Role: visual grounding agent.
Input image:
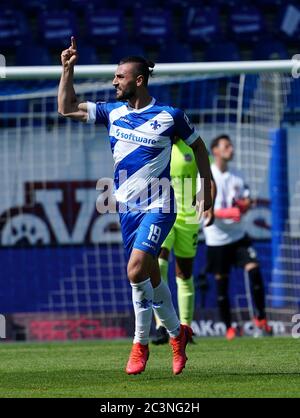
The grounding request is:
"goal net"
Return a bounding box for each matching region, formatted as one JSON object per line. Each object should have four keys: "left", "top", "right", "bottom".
{"left": 0, "top": 63, "right": 299, "bottom": 340}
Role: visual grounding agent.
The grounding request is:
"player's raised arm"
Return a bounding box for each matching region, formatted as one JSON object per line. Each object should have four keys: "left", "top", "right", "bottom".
{"left": 58, "top": 36, "right": 88, "bottom": 122}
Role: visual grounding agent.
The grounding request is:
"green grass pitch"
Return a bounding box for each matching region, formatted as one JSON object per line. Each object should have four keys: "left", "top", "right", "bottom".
{"left": 0, "top": 337, "right": 299, "bottom": 398}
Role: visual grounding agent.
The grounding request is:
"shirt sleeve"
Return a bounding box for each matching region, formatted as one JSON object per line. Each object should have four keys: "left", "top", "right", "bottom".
{"left": 173, "top": 108, "right": 199, "bottom": 146}
{"left": 86, "top": 101, "right": 109, "bottom": 125}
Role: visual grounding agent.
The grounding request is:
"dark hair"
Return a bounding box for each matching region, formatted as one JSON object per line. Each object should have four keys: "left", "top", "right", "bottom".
{"left": 210, "top": 134, "right": 231, "bottom": 151}
{"left": 118, "top": 56, "right": 155, "bottom": 86}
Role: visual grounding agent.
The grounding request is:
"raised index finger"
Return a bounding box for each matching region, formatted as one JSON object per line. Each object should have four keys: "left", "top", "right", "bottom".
{"left": 71, "top": 36, "right": 77, "bottom": 50}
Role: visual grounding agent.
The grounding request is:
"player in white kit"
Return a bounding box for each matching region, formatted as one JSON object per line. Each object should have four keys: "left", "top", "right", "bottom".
{"left": 203, "top": 134, "right": 272, "bottom": 340}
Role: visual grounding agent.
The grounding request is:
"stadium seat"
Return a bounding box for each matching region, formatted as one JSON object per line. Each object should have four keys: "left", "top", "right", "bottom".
{"left": 183, "top": 7, "right": 221, "bottom": 44}
{"left": 277, "top": 3, "right": 300, "bottom": 40}
{"left": 286, "top": 78, "right": 300, "bottom": 110}
{"left": 213, "top": 0, "right": 244, "bottom": 7}
{"left": 229, "top": 5, "right": 264, "bottom": 42}
{"left": 241, "top": 74, "right": 259, "bottom": 110}
{"left": 86, "top": 10, "right": 125, "bottom": 46}
{"left": 0, "top": 10, "right": 29, "bottom": 48}
{"left": 15, "top": 44, "right": 52, "bottom": 66}
{"left": 114, "top": 0, "right": 161, "bottom": 9}
{"left": 68, "top": 0, "right": 108, "bottom": 12}
{"left": 253, "top": 0, "right": 284, "bottom": 8}
{"left": 74, "top": 43, "right": 100, "bottom": 65}
{"left": 148, "top": 84, "right": 172, "bottom": 104}
{"left": 166, "top": 0, "right": 204, "bottom": 10}
{"left": 204, "top": 41, "right": 241, "bottom": 62}
{"left": 15, "top": 0, "right": 63, "bottom": 13}
{"left": 177, "top": 79, "right": 218, "bottom": 110}
{"left": 134, "top": 10, "right": 172, "bottom": 46}
{"left": 252, "top": 39, "right": 288, "bottom": 60}
{"left": 111, "top": 44, "right": 145, "bottom": 64}
{"left": 39, "top": 11, "right": 77, "bottom": 48}
{"left": 157, "top": 43, "right": 194, "bottom": 63}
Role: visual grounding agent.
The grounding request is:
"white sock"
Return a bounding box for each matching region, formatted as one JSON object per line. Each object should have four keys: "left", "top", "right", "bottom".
{"left": 152, "top": 280, "right": 181, "bottom": 338}
{"left": 131, "top": 278, "right": 153, "bottom": 345}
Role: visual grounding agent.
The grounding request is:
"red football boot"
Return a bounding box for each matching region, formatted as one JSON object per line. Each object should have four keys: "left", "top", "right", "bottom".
{"left": 126, "top": 343, "right": 149, "bottom": 375}
{"left": 170, "top": 324, "right": 193, "bottom": 375}
{"left": 253, "top": 318, "right": 273, "bottom": 336}
{"left": 226, "top": 327, "right": 237, "bottom": 341}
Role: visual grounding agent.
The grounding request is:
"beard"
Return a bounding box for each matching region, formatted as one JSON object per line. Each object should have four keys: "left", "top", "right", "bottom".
{"left": 115, "top": 85, "right": 136, "bottom": 101}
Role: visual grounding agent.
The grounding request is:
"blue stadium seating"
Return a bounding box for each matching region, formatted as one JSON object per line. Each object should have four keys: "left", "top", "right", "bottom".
{"left": 39, "top": 11, "right": 77, "bottom": 48}
{"left": 253, "top": 0, "right": 284, "bottom": 7}
{"left": 15, "top": 44, "right": 52, "bottom": 66}
{"left": 0, "top": 0, "right": 297, "bottom": 76}
{"left": 75, "top": 43, "right": 99, "bottom": 65}
{"left": 177, "top": 79, "right": 218, "bottom": 110}
{"left": 212, "top": 0, "right": 244, "bottom": 7}
{"left": 157, "top": 43, "right": 194, "bottom": 63}
{"left": 0, "top": 10, "right": 29, "bottom": 48}
{"left": 277, "top": 3, "right": 300, "bottom": 40}
{"left": 148, "top": 84, "right": 172, "bottom": 104}
{"left": 111, "top": 44, "right": 145, "bottom": 63}
{"left": 204, "top": 41, "right": 241, "bottom": 62}
{"left": 134, "top": 10, "right": 172, "bottom": 46}
{"left": 252, "top": 39, "right": 288, "bottom": 60}
{"left": 165, "top": 0, "right": 204, "bottom": 9}
{"left": 286, "top": 78, "right": 300, "bottom": 111}
{"left": 68, "top": 0, "right": 109, "bottom": 11}
{"left": 229, "top": 4, "right": 264, "bottom": 41}
{"left": 242, "top": 74, "right": 259, "bottom": 110}
{"left": 86, "top": 10, "right": 125, "bottom": 46}
{"left": 113, "top": 0, "right": 162, "bottom": 9}
{"left": 183, "top": 7, "right": 221, "bottom": 44}
{"left": 15, "top": 0, "right": 63, "bottom": 13}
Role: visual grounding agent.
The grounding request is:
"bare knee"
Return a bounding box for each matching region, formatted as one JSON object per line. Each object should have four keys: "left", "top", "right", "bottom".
{"left": 127, "top": 260, "right": 145, "bottom": 283}
{"left": 127, "top": 250, "right": 153, "bottom": 284}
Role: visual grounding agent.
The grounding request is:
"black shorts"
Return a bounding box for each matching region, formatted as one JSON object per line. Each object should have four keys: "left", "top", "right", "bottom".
{"left": 206, "top": 235, "right": 258, "bottom": 275}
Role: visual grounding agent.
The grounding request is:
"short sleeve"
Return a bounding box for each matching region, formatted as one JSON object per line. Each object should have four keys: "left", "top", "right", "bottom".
{"left": 173, "top": 108, "right": 199, "bottom": 146}
{"left": 86, "top": 101, "right": 109, "bottom": 125}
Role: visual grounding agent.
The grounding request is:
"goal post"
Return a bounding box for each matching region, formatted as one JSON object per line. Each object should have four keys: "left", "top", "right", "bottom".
{"left": 3, "top": 59, "right": 296, "bottom": 79}
{"left": 0, "top": 59, "right": 299, "bottom": 340}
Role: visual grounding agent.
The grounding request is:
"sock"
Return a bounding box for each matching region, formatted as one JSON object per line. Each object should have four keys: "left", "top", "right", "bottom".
{"left": 158, "top": 258, "right": 169, "bottom": 283}
{"left": 152, "top": 280, "right": 181, "bottom": 338}
{"left": 131, "top": 278, "right": 153, "bottom": 345}
{"left": 248, "top": 267, "right": 266, "bottom": 320}
{"left": 176, "top": 276, "right": 195, "bottom": 326}
{"left": 154, "top": 258, "right": 169, "bottom": 329}
{"left": 216, "top": 276, "right": 231, "bottom": 329}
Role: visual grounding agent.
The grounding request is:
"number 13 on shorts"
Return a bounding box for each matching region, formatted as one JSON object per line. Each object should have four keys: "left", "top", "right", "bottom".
{"left": 147, "top": 224, "right": 162, "bottom": 244}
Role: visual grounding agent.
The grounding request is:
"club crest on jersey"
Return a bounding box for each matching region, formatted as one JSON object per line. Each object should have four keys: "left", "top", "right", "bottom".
{"left": 150, "top": 120, "right": 161, "bottom": 130}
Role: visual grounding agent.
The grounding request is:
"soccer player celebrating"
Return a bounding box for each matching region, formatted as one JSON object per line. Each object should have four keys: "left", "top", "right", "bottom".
{"left": 152, "top": 137, "right": 215, "bottom": 345}
{"left": 203, "top": 134, "right": 272, "bottom": 340}
{"left": 58, "top": 37, "right": 213, "bottom": 374}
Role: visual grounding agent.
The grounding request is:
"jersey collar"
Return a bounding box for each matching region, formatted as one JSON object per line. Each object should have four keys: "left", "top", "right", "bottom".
{"left": 127, "top": 97, "right": 156, "bottom": 113}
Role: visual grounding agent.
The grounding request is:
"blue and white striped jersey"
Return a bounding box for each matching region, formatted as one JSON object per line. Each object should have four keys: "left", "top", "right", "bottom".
{"left": 87, "top": 98, "right": 199, "bottom": 211}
